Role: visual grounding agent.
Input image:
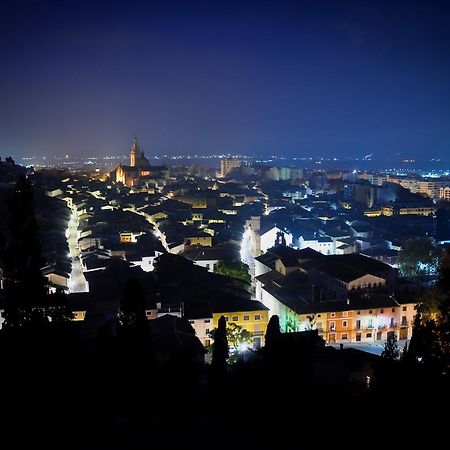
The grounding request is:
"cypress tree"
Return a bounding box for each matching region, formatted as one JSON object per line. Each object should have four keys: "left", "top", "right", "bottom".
{"left": 265, "top": 314, "right": 281, "bottom": 354}
{"left": 209, "top": 315, "right": 228, "bottom": 389}
{"left": 2, "top": 176, "right": 48, "bottom": 328}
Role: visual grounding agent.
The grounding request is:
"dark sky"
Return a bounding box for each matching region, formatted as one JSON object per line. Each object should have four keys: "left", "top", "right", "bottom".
{"left": 1, "top": 0, "right": 450, "bottom": 159}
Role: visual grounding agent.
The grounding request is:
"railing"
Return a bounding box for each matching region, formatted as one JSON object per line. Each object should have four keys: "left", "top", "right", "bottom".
{"left": 377, "top": 323, "right": 399, "bottom": 329}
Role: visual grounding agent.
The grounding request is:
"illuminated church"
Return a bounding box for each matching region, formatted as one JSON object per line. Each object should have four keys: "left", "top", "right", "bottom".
{"left": 112, "top": 137, "right": 167, "bottom": 187}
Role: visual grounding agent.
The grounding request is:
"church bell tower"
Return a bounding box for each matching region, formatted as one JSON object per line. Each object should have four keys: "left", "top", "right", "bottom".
{"left": 130, "top": 137, "right": 139, "bottom": 167}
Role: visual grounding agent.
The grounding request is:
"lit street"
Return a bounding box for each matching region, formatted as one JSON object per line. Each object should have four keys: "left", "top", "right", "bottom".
{"left": 67, "top": 208, "right": 88, "bottom": 293}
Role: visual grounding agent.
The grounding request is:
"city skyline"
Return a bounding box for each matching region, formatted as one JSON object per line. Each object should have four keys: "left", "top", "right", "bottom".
{"left": 1, "top": 0, "right": 450, "bottom": 159}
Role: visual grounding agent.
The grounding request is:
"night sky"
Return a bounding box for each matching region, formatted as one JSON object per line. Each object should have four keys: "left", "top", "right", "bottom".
{"left": 1, "top": 0, "right": 450, "bottom": 159}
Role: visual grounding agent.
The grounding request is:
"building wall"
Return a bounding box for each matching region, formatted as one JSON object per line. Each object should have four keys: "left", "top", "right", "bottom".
{"left": 220, "top": 158, "right": 241, "bottom": 178}
{"left": 255, "top": 285, "right": 299, "bottom": 333}
{"left": 299, "top": 237, "right": 335, "bottom": 255}
{"left": 439, "top": 186, "right": 450, "bottom": 200}
{"left": 185, "top": 236, "right": 213, "bottom": 247}
{"left": 212, "top": 309, "right": 269, "bottom": 348}
{"left": 188, "top": 317, "right": 213, "bottom": 348}
{"left": 260, "top": 227, "right": 293, "bottom": 254}
{"left": 347, "top": 274, "right": 386, "bottom": 291}
{"left": 73, "top": 311, "right": 86, "bottom": 321}
{"left": 190, "top": 258, "right": 219, "bottom": 272}
{"left": 299, "top": 304, "right": 417, "bottom": 344}
{"left": 46, "top": 273, "right": 69, "bottom": 288}
{"left": 129, "top": 254, "right": 161, "bottom": 272}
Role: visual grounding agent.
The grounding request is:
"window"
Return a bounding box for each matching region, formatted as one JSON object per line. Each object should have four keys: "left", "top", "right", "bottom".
{"left": 243, "top": 315, "right": 249, "bottom": 321}
{"left": 204, "top": 319, "right": 211, "bottom": 323}
{"left": 392, "top": 308, "right": 395, "bottom": 312}
{"left": 342, "top": 320, "right": 348, "bottom": 328}
{"left": 205, "top": 339, "right": 211, "bottom": 347}
{"left": 356, "top": 319, "right": 361, "bottom": 330}
{"left": 402, "top": 306, "right": 407, "bottom": 311}
{"left": 206, "top": 328, "right": 210, "bottom": 334}
{"left": 330, "top": 312, "right": 335, "bottom": 317}
{"left": 366, "top": 333, "right": 372, "bottom": 338}
{"left": 357, "top": 311, "right": 361, "bottom": 315}
{"left": 343, "top": 311, "right": 349, "bottom": 317}
{"left": 329, "top": 321, "right": 336, "bottom": 331}
{"left": 369, "top": 310, "right": 373, "bottom": 314}
{"left": 341, "top": 333, "right": 348, "bottom": 340}
{"left": 232, "top": 316, "right": 238, "bottom": 322}
{"left": 317, "top": 314, "right": 321, "bottom": 318}
{"left": 255, "top": 314, "right": 261, "bottom": 320}
{"left": 189, "top": 320, "right": 194, "bottom": 324}
{"left": 356, "top": 333, "right": 361, "bottom": 342}
{"left": 225, "top": 316, "right": 229, "bottom": 322}
{"left": 380, "top": 308, "right": 384, "bottom": 314}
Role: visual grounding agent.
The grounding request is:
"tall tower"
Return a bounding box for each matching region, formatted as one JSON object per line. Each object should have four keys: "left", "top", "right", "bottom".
{"left": 130, "top": 137, "right": 139, "bottom": 167}
{"left": 220, "top": 157, "right": 241, "bottom": 178}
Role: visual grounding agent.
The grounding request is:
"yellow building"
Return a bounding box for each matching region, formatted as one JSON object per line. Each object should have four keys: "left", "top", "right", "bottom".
{"left": 381, "top": 204, "right": 435, "bottom": 216}
{"left": 212, "top": 300, "right": 269, "bottom": 349}
{"left": 184, "top": 235, "right": 213, "bottom": 247}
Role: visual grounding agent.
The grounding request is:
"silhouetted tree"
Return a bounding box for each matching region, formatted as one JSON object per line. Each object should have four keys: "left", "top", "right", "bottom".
{"left": 208, "top": 322, "right": 252, "bottom": 363}
{"left": 209, "top": 315, "right": 228, "bottom": 389}
{"left": 407, "top": 248, "right": 450, "bottom": 376}
{"left": 117, "top": 277, "right": 154, "bottom": 411}
{"left": 2, "top": 176, "right": 48, "bottom": 327}
{"left": 381, "top": 332, "right": 399, "bottom": 360}
{"left": 264, "top": 315, "right": 281, "bottom": 354}
{"left": 119, "top": 277, "right": 147, "bottom": 327}
{"left": 400, "top": 341, "right": 408, "bottom": 361}
{"left": 437, "top": 248, "right": 450, "bottom": 292}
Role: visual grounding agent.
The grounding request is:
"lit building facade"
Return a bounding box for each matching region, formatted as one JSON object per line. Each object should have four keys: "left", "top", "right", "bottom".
{"left": 220, "top": 158, "right": 241, "bottom": 178}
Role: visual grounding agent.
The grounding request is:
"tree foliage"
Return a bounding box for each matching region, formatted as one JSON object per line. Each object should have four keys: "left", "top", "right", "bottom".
{"left": 381, "top": 332, "right": 399, "bottom": 360}
{"left": 225, "top": 322, "right": 252, "bottom": 355}
{"left": 214, "top": 261, "right": 251, "bottom": 283}
{"left": 405, "top": 248, "right": 450, "bottom": 376}
{"left": 398, "top": 237, "right": 442, "bottom": 279}
{"left": 208, "top": 320, "right": 252, "bottom": 363}
{"left": 1, "top": 176, "right": 72, "bottom": 329}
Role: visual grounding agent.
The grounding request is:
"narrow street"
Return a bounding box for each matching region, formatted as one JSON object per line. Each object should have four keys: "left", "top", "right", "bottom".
{"left": 67, "top": 208, "right": 88, "bottom": 293}
{"left": 240, "top": 226, "right": 256, "bottom": 297}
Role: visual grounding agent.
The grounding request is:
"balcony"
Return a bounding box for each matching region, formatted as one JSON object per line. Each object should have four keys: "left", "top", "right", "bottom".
{"left": 377, "top": 323, "right": 398, "bottom": 330}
